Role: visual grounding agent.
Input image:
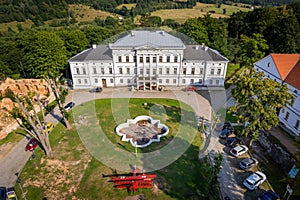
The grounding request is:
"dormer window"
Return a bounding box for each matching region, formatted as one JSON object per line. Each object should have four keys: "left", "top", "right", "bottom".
{"left": 267, "top": 62, "right": 270, "bottom": 67}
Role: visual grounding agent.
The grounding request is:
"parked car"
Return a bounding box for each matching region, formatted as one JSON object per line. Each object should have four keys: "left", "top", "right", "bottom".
{"left": 6, "top": 187, "right": 16, "bottom": 200}
{"left": 220, "top": 122, "right": 234, "bottom": 139}
{"left": 43, "top": 122, "right": 54, "bottom": 134}
{"left": 240, "top": 157, "right": 258, "bottom": 170}
{"left": 64, "top": 102, "right": 75, "bottom": 111}
{"left": 257, "top": 190, "right": 279, "bottom": 200}
{"left": 243, "top": 171, "right": 266, "bottom": 190}
{"left": 0, "top": 187, "right": 6, "bottom": 200}
{"left": 25, "top": 138, "right": 39, "bottom": 151}
{"left": 90, "top": 87, "right": 102, "bottom": 93}
{"left": 230, "top": 145, "right": 248, "bottom": 157}
{"left": 226, "top": 137, "right": 240, "bottom": 147}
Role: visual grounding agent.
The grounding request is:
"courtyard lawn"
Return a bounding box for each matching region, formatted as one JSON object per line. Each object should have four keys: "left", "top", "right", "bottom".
{"left": 16, "top": 98, "right": 222, "bottom": 199}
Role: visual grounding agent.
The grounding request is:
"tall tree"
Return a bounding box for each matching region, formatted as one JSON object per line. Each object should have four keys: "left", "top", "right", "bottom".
{"left": 230, "top": 70, "right": 294, "bottom": 141}
{"left": 237, "top": 33, "right": 269, "bottom": 67}
{"left": 178, "top": 18, "right": 209, "bottom": 44}
{"left": 23, "top": 30, "right": 68, "bottom": 78}
{"left": 11, "top": 90, "right": 53, "bottom": 157}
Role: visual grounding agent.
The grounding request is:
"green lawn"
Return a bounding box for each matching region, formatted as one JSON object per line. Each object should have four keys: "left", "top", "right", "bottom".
{"left": 16, "top": 98, "right": 221, "bottom": 199}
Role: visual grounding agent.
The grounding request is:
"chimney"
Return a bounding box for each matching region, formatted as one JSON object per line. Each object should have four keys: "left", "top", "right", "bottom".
{"left": 205, "top": 46, "right": 208, "bottom": 51}
{"left": 92, "top": 44, "right": 97, "bottom": 49}
{"left": 161, "top": 31, "right": 165, "bottom": 36}
{"left": 195, "top": 45, "right": 199, "bottom": 50}
{"left": 131, "top": 31, "right": 135, "bottom": 37}
{"left": 201, "top": 43, "right": 205, "bottom": 48}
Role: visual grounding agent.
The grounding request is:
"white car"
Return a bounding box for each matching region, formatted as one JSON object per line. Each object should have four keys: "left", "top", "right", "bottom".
{"left": 229, "top": 145, "right": 248, "bottom": 157}
{"left": 243, "top": 171, "right": 266, "bottom": 190}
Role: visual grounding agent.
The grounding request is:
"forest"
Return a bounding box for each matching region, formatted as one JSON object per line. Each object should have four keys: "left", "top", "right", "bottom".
{"left": 0, "top": 1, "right": 299, "bottom": 80}
{"left": 1, "top": 0, "right": 300, "bottom": 23}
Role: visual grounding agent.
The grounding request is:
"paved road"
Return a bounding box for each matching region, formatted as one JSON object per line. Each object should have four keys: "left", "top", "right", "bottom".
{"left": 0, "top": 87, "right": 245, "bottom": 199}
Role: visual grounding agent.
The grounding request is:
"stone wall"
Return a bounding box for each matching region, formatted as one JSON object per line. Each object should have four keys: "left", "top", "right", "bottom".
{"left": 0, "top": 78, "right": 55, "bottom": 140}
{"left": 258, "top": 131, "right": 295, "bottom": 174}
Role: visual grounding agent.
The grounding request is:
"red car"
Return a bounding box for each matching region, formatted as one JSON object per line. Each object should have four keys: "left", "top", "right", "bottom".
{"left": 25, "top": 138, "right": 39, "bottom": 151}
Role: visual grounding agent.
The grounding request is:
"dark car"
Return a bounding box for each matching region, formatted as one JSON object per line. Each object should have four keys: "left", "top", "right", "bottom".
{"left": 240, "top": 157, "right": 258, "bottom": 170}
{"left": 226, "top": 137, "right": 240, "bottom": 147}
{"left": 64, "top": 102, "right": 75, "bottom": 111}
{"left": 0, "top": 187, "right": 6, "bottom": 200}
{"left": 220, "top": 122, "right": 234, "bottom": 139}
{"left": 257, "top": 190, "right": 279, "bottom": 200}
{"left": 25, "top": 138, "right": 39, "bottom": 151}
{"left": 90, "top": 87, "right": 102, "bottom": 93}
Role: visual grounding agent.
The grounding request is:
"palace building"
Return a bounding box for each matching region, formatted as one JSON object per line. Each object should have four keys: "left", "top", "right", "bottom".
{"left": 69, "top": 30, "right": 229, "bottom": 90}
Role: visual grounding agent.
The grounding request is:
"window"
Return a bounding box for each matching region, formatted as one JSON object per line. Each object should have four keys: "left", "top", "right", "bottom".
{"left": 216, "top": 80, "right": 220, "bottom": 85}
{"left": 76, "top": 68, "right": 79, "bottom": 74}
{"left": 134, "top": 56, "right": 136, "bottom": 62}
{"left": 93, "top": 67, "right": 97, "bottom": 74}
{"left": 110, "top": 78, "right": 113, "bottom": 83}
{"left": 174, "top": 56, "right": 178, "bottom": 62}
{"left": 153, "top": 69, "right": 157, "bottom": 75}
{"left": 159, "top": 56, "right": 163, "bottom": 63}
{"left": 199, "top": 79, "right": 203, "bottom": 84}
{"left": 191, "top": 68, "right": 195, "bottom": 75}
{"left": 78, "top": 79, "right": 81, "bottom": 84}
{"left": 119, "top": 68, "right": 123, "bottom": 74}
{"left": 200, "top": 68, "right": 203, "bottom": 75}
{"left": 118, "top": 56, "right": 122, "bottom": 62}
{"left": 209, "top": 80, "right": 213, "bottom": 85}
{"left": 217, "top": 69, "right": 221, "bottom": 75}
{"left": 109, "top": 68, "right": 113, "bottom": 74}
{"left": 159, "top": 79, "right": 162, "bottom": 83}
{"left": 84, "top": 79, "right": 87, "bottom": 84}
{"left": 146, "top": 57, "right": 150, "bottom": 63}
{"left": 190, "top": 79, "right": 194, "bottom": 84}
{"left": 210, "top": 69, "right": 214, "bottom": 75}
{"left": 101, "top": 68, "right": 105, "bottom": 74}
{"left": 153, "top": 57, "right": 156, "bottom": 63}
{"left": 167, "top": 56, "right": 170, "bottom": 62}
{"left": 126, "top": 56, "right": 129, "bottom": 62}
{"left": 127, "top": 79, "right": 130, "bottom": 83}
{"left": 83, "top": 68, "right": 86, "bottom": 75}
{"left": 146, "top": 69, "right": 150, "bottom": 75}
{"left": 127, "top": 68, "right": 130, "bottom": 74}
{"left": 174, "top": 68, "right": 177, "bottom": 74}
{"left": 285, "top": 112, "right": 290, "bottom": 121}
{"left": 140, "top": 56, "right": 143, "bottom": 63}
{"left": 267, "top": 62, "right": 270, "bottom": 67}
{"left": 95, "top": 78, "right": 98, "bottom": 83}
{"left": 166, "top": 68, "right": 170, "bottom": 74}
{"left": 291, "top": 98, "right": 295, "bottom": 106}
{"left": 295, "top": 120, "right": 299, "bottom": 130}
{"left": 159, "top": 68, "right": 162, "bottom": 75}
{"left": 166, "top": 79, "right": 169, "bottom": 84}
{"left": 182, "top": 79, "right": 186, "bottom": 84}
{"left": 140, "top": 68, "right": 143, "bottom": 74}
{"left": 294, "top": 90, "right": 298, "bottom": 94}
{"left": 173, "top": 79, "right": 176, "bottom": 84}
{"left": 120, "top": 79, "right": 123, "bottom": 83}
{"left": 183, "top": 68, "right": 186, "bottom": 75}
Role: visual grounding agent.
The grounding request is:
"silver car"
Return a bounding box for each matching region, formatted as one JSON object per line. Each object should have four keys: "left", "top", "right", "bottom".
{"left": 243, "top": 171, "right": 266, "bottom": 190}
{"left": 239, "top": 158, "right": 258, "bottom": 170}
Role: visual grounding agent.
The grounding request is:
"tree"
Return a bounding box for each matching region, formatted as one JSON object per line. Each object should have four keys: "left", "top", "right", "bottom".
{"left": 0, "top": 60, "right": 12, "bottom": 81}
{"left": 23, "top": 30, "right": 68, "bottom": 78}
{"left": 237, "top": 33, "right": 269, "bottom": 67}
{"left": 229, "top": 70, "right": 294, "bottom": 141}
{"left": 178, "top": 18, "right": 209, "bottom": 44}
{"left": 10, "top": 90, "right": 53, "bottom": 157}
{"left": 44, "top": 76, "right": 71, "bottom": 129}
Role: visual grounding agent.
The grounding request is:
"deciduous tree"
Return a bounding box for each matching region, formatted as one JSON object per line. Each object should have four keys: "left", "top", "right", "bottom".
{"left": 229, "top": 70, "right": 294, "bottom": 141}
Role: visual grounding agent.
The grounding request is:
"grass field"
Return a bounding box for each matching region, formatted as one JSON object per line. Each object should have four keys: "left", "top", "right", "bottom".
{"left": 0, "top": 19, "right": 34, "bottom": 32}
{"left": 69, "top": 4, "right": 118, "bottom": 23}
{"left": 15, "top": 98, "right": 213, "bottom": 199}
{"left": 116, "top": 3, "right": 136, "bottom": 9}
{"left": 151, "top": 3, "right": 253, "bottom": 23}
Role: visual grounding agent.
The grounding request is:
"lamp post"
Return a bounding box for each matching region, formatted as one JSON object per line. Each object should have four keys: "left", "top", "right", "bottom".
{"left": 15, "top": 173, "right": 27, "bottom": 200}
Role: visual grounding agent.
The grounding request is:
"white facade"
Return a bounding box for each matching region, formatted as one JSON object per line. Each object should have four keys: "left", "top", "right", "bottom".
{"left": 69, "top": 31, "right": 228, "bottom": 90}
{"left": 254, "top": 54, "right": 300, "bottom": 136}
